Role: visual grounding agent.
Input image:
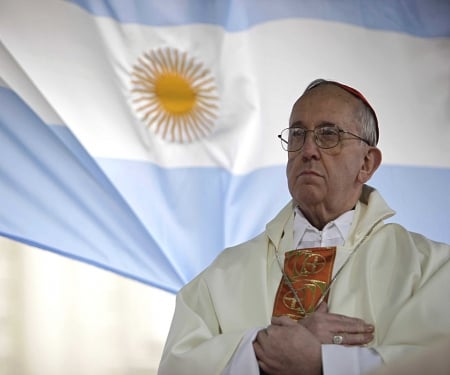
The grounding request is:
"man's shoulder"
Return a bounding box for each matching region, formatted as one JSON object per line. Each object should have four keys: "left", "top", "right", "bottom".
{"left": 179, "top": 231, "right": 269, "bottom": 294}
{"left": 211, "top": 201, "right": 294, "bottom": 267}
{"left": 213, "top": 231, "right": 268, "bottom": 266}
{"left": 379, "top": 222, "right": 450, "bottom": 250}
{"left": 368, "top": 222, "right": 450, "bottom": 270}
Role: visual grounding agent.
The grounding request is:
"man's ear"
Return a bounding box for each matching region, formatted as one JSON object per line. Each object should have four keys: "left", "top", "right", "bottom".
{"left": 358, "top": 147, "right": 382, "bottom": 183}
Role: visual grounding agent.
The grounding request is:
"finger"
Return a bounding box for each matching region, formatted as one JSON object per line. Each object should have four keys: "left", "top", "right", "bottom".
{"left": 327, "top": 314, "right": 374, "bottom": 333}
{"left": 342, "top": 332, "right": 375, "bottom": 345}
{"left": 258, "top": 358, "right": 278, "bottom": 375}
{"left": 332, "top": 332, "right": 374, "bottom": 346}
{"left": 254, "top": 328, "right": 269, "bottom": 347}
{"left": 341, "top": 318, "right": 374, "bottom": 333}
{"left": 253, "top": 334, "right": 279, "bottom": 372}
{"left": 253, "top": 339, "right": 265, "bottom": 360}
{"left": 258, "top": 360, "right": 269, "bottom": 374}
{"left": 261, "top": 327, "right": 271, "bottom": 339}
{"left": 253, "top": 335, "right": 272, "bottom": 362}
{"left": 271, "top": 315, "right": 296, "bottom": 326}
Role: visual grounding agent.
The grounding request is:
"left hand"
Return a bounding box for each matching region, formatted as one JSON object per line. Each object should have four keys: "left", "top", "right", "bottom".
{"left": 253, "top": 316, "right": 322, "bottom": 375}
{"left": 299, "top": 302, "right": 374, "bottom": 345}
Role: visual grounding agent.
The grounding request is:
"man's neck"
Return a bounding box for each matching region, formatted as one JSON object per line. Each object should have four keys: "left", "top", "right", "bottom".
{"left": 297, "top": 202, "right": 357, "bottom": 231}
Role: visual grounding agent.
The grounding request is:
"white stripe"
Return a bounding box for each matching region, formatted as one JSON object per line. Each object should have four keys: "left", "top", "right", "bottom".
{"left": 0, "top": 41, "right": 63, "bottom": 125}
{"left": 1, "top": 0, "right": 449, "bottom": 172}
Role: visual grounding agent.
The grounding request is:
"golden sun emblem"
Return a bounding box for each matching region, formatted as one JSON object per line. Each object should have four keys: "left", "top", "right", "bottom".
{"left": 130, "top": 47, "right": 219, "bottom": 143}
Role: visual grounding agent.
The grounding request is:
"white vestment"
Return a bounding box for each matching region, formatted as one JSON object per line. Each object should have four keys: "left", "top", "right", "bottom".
{"left": 158, "top": 186, "right": 450, "bottom": 374}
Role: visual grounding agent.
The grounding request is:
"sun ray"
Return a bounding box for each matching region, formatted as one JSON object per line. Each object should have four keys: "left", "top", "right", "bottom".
{"left": 174, "top": 50, "right": 182, "bottom": 75}
{"left": 179, "top": 51, "right": 188, "bottom": 77}
{"left": 140, "top": 55, "right": 158, "bottom": 77}
{"left": 158, "top": 49, "right": 170, "bottom": 73}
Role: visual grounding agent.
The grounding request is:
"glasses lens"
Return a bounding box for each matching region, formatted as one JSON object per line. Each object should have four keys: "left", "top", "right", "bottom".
{"left": 280, "top": 126, "right": 342, "bottom": 151}
{"left": 315, "top": 126, "right": 339, "bottom": 148}
{"left": 286, "top": 128, "right": 305, "bottom": 151}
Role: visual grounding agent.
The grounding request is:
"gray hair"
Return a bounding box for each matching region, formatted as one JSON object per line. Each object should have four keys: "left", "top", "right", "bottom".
{"left": 303, "top": 79, "right": 379, "bottom": 146}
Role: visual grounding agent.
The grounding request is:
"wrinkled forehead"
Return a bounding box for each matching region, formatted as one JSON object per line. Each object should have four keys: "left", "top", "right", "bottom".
{"left": 290, "top": 85, "right": 361, "bottom": 124}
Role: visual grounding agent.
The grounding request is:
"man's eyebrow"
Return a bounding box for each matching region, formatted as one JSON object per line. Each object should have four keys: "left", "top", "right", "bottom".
{"left": 318, "top": 121, "right": 337, "bottom": 127}
{"left": 290, "top": 120, "right": 336, "bottom": 128}
{"left": 290, "top": 121, "right": 305, "bottom": 128}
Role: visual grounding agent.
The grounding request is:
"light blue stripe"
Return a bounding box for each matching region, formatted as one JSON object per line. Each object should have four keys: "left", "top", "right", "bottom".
{"left": 68, "top": 0, "right": 450, "bottom": 37}
{"left": 371, "top": 164, "right": 450, "bottom": 244}
{"left": 0, "top": 87, "right": 184, "bottom": 293}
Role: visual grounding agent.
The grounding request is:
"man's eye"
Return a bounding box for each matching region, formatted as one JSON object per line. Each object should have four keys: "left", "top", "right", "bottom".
{"left": 318, "top": 127, "right": 338, "bottom": 136}
{"left": 291, "top": 128, "right": 305, "bottom": 137}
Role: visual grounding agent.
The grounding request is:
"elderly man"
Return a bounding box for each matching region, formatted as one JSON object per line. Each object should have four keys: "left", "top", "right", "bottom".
{"left": 158, "top": 79, "right": 450, "bottom": 375}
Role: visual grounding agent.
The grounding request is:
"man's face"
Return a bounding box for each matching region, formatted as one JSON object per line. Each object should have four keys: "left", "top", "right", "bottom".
{"left": 286, "top": 85, "right": 370, "bottom": 221}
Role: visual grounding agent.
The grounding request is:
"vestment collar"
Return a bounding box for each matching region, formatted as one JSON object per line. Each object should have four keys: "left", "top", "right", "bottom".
{"left": 265, "top": 185, "right": 395, "bottom": 251}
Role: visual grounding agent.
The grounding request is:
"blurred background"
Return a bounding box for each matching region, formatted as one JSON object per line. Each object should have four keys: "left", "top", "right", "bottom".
{"left": 0, "top": 237, "right": 174, "bottom": 374}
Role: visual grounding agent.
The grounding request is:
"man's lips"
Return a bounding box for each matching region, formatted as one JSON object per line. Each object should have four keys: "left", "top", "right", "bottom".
{"left": 299, "top": 169, "right": 322, "bottom": 177}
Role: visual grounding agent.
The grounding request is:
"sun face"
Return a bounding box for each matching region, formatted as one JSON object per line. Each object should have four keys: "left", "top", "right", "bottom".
{"left": 130, "top": 47, "right": 219, "bottom": 143}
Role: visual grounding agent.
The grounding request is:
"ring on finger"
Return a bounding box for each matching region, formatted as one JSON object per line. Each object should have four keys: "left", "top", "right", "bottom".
{"left": 332, "top": 334, "right": 344, "bottom": 345}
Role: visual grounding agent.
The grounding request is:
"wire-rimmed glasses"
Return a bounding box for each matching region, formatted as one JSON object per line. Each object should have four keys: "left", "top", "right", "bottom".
{"left": 278, "top": 125, "right": 370, "bottom": 152}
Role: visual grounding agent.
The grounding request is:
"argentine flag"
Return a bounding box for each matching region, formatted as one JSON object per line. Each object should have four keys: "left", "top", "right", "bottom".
{"left": 1, "top": 0, "right": 449, "bottom": 293}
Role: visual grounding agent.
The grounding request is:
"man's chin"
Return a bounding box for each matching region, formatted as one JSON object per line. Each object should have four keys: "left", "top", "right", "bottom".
{"left": 295, "top": 190, "right": 324, "bottom": 206}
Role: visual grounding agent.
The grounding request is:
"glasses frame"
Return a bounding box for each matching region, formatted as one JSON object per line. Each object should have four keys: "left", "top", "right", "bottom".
{"left": 278, "top": 125, "right": 370, "bottom": 152}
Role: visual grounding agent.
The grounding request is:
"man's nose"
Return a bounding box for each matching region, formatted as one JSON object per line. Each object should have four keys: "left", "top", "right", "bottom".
{"left": 300, "top": 131, "right": 320, "bottom": 159}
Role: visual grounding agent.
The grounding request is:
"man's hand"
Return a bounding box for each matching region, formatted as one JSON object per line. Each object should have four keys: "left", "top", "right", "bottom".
{"left": 253, "top": 316, "right": 322, "bottom": 375}
{"left": 253, "top": 305, "right": 375, "bottom": 374}
{"left": 300, "top": 302, "right": 374, "bottom": 345}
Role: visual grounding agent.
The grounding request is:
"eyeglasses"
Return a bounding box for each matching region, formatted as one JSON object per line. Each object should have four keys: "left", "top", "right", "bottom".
{"left": 278, "top": 125, "right": 370, "bottom": 152}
